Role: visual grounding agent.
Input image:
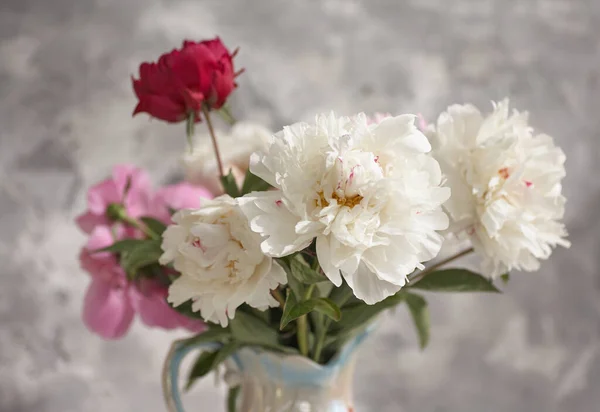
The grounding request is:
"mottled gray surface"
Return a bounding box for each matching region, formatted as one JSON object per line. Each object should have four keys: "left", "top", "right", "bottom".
{"left": 1, "top": 0, "right": 599, "bottom": 411}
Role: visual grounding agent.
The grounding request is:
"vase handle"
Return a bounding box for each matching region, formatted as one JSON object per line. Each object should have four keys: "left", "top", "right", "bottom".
{"left": 162, "top": 338, "right": 223, "bottom": 412}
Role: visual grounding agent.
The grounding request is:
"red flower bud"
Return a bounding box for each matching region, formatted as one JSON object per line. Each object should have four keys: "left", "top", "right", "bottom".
{"left": 132, "top": 37, "right": 239, "bottom": 123}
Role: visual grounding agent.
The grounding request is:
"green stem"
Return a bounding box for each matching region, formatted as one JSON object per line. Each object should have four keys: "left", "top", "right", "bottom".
{"left": 304, "top": 284, "right": 316, "bottom": 300}
{"left": 201, "top": 105, "right": 225, "bottom": 180}
{"left": 226, "top": 386, "right": 240, "bottom": 412}
{"left": 122, "top": 216, "right": 159, "bottom": 240}
{"left": 296, "top": 284, "right": 316, "bottom": 357}
{"left": 313, "top": 280, "right": 355, "bottom": 363}
{"left": 312, "top": 317, "right": 328, "bottom": 363}
{"left": 296, "top": 316, "right": 309, "bottom": 357}
{"left": 186, "top": 112, "right": 195, "bottom": 152}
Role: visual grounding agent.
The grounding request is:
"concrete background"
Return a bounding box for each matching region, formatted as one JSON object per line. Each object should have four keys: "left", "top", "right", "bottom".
{"left": 1, "top": 0, "right": 599, "bottom": 411}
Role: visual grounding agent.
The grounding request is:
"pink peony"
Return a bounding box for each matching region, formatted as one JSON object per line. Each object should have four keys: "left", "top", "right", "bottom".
{"left": 130, "top": 278, "right": 205, "bottom": 332}
{"left": 76, "top": 165, "right": 152, "bottom": 234}
{"left": 79, "top": 226, "right": 205, "bottom": 338}
{"left": 77, "top": 166, "right": 209, "bottom": 339}
{"left": 80, "top": 226, "right": 134, "bottom": 339}
{"left": 149, "top": 182, "right": 213, "bottom": 224}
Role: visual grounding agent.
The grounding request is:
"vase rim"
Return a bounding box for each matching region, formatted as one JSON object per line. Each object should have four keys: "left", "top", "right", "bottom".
{"left": 230, "top": 324, "right": 374, "bottom": 386}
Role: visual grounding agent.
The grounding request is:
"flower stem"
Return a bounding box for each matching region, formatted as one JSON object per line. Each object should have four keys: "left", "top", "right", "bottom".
{"left": 185, "top": 112, "right": 195, "bottom": 153}
{"left": 296, "top": 284, "right": 315, "bottom": 357}
{"left": 122, "top": 215, "right": 160, "bottom": 240}
{"left": 312, "top": 318, "right": 329, "bottom": 363}
{"left": 408, "top": 247, "right": 475, "bottom": 284}
{"left": 201, "top": 105, "right": 225, "bottom": 180}
{"left": 296, "top": 316, "right": 309, "bottom": 357}
{"left": 108, "top": 203, "right": 159, "bottom": 240}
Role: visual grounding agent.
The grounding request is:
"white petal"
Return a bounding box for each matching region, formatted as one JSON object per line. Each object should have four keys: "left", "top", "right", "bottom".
{"left": 316, "top": 236, "right": 342, "bottom": 286}
{"left": 249, "top": 152, "right": 279, "bottom": 188}
{"left": 343, "top": 262, "right": 404, "bottom": 305}
{"left": 167, "top": 276, "right": 202, "bottom": 306}
{"left": 239, "top": 191, "right": 311, "bottom": 257}
{"left": 374, "top": 115, "right": 432, "bottom": 153}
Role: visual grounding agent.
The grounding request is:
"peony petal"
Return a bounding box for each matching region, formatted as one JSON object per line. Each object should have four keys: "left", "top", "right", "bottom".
{"left": 238, "top": 191, "right": 311, "bottom": 257}
{"left": 316, "top": 236, "right": 342, "bottom": 286}
{"left": 82, "top": 279, "right": 134, "bottom": 339}
{"left": 113, "top": 165, "right": 153, "bottom": 218}
{"left": 129, "top": 282, "right": 186, "bottom": 330}
{"left": 75, "top": 212, "right": 108, "bottom": 234}
{"left": 87, "top": 179, "right": 120, "bottom": 215}
{"left": 150, "top": 182, "right": 212, "bottom": 224}
{"left": 362, "top": 246, "right": 410, "bottom": 284}
{"left": 343, "top": 262, "right": 404, "bottom": 305}
{"left": 132, "top": 94, "right": 187, "bottom": 123}
{"left": 86, "top": 225, "right": 117, "bottom": 251}
{"left": 374, "top": 115, "right": 432, "bottom": 153}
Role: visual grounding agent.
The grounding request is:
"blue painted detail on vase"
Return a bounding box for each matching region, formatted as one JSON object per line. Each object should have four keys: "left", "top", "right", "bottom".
{"left": 166, "top": 325, "right": 374, "bottom": 412}
{"left": 229, "top": 326, "right": 371, "bottom": 387}
{"left": 167, "top": 341, "right": 222, "bottom": 412}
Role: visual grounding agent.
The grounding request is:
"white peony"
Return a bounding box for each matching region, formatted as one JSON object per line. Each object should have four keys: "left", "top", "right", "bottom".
{"left": 431, "top": 99, "right": 570, "bottom": 277}
{"left": 160, "top": 195, "right": 287, "bottom": 326}
{"left": 238, "top": 112, "right": 450, "bottom": 304}
{"left": 183, "top": 121, "right": 272, "bottom": 192}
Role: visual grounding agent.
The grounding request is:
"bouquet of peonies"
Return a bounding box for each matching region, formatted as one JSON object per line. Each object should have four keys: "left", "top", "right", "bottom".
{"left": 76, "top": 37, "right": 570, "bottom": 406}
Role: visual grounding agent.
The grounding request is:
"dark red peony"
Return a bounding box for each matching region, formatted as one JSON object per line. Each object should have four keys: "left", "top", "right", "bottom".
{"left": 132, "top": 37, "right": 239, "bottom": 123}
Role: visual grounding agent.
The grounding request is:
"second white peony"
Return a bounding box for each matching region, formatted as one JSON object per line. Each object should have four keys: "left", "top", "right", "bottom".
{"left": 239, "top": 112, "right": 451, "bottom": 304}
{"left": 160, "top": 195, "right": 287, "bottom": 326}
{"left": 431, "top": 99, "right": 570, "bottom": 277}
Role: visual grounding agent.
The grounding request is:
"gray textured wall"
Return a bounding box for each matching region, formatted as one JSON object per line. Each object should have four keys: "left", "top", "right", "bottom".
{"left": 1, "top": 0, "right": 599, "bottom": 411}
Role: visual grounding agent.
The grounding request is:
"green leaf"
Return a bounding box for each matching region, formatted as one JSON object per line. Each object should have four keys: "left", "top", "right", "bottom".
{"left": 230, "top": 311, "right": 279, "bottom": 347}
{"left": 280, "top": 296, "right": 341, "bottom": 329}
{"left": 241, "top": 169, "right": 271, "bottom": 195}
{"left": 220, "top": 170, "right": 240, "bottom": 197}
{"left": 276, "top": 258, "right": 304, "bottom": 299}
{"left": 227, "top": 386, "right": 240, "bottom": 412}
{"left": 186, "top": 350, "right": 218, "bottom": 390}
{"left": 95, "top": 239, "right": 145, "bottom": 254}
{"left": 290, "top": 256, "right": 326, "bottom": 284}
{"left": 280, "top": 288, "right": 297, "bottom": 331}
{"left": 328, "top": 280, "right": 354, "bottom": 308}
{"left": 217, "top": 104, "right": 236, "bottom": 125}
{"left": 186, "top": 341, "right": 241, "bottom": 391}
{"left": 238, "top": 304, "right": 270, "bottom": 324}
{"left": 331, "top": 291, "right": 405, "bottom": 334}
{"left": 409, "top": 269, "right": 501, "bottom": 293}
{"left": 405, "top": 292, "right": 430, "bottom": 349}
{"left": 140, "top": 216, "right": 167, "bottom": 236}
{"left": 500, "top": 273, "right": 510, "bottom": 284}
{"left": 212, "top": 341, "right": 241, "bottom": 368}
{"left": 183, "top": 327, "right": 231, "bottom": 349}
{"left": 120, "top": 239, "right": 163, "bottom": 277}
